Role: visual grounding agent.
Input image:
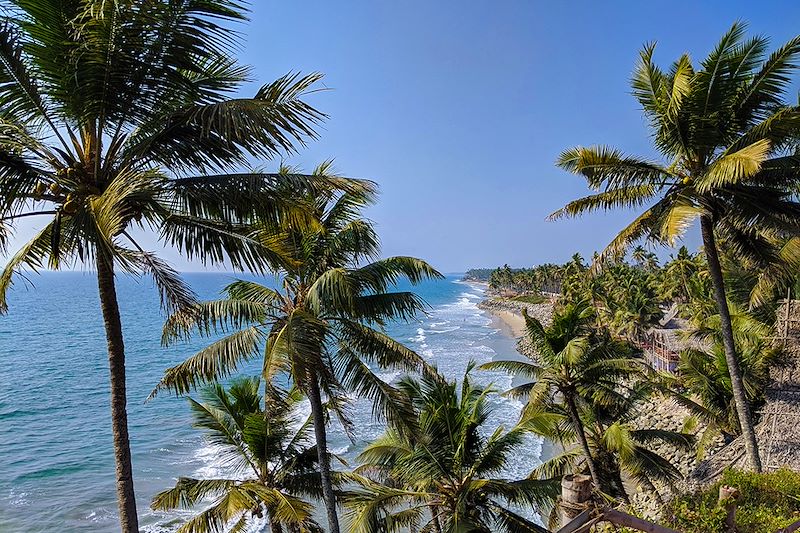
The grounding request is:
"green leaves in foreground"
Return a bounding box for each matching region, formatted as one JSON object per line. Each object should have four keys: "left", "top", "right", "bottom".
{"left": 343, "top": 368, "right": 558, "bottom": 533}
{"left": 151, "top": 378, "right": 324, "bottom": 532}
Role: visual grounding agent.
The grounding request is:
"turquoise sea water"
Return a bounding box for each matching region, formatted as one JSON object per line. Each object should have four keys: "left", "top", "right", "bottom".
{"left": 0, "top": 272, "right": 542, "bottom": 532}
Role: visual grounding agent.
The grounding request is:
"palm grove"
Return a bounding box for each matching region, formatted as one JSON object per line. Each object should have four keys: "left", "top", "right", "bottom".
{"left": 1, "top": 2, "right": 800, "bottom": 532}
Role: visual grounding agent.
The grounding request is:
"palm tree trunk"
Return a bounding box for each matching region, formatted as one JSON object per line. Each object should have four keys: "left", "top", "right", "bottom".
{"left": 96, "top": 254, "right": 139, "bottom": 532}
{"left": 269, "top": 514, "right": 284, "bottom": 533}
{"left": 307, "top": 376, "right": 341, "bottom": 533}
{"left": 700, "top": 216, "right": 762, "bottom": 472}
{"left": 431, "top": 506, "right": 443, "bottom": 533}
{"left": 564, "top": 395, "right": 601, "bottom": 488}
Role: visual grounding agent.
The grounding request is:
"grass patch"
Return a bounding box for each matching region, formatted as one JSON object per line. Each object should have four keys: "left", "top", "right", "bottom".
{"left": 510, "top": 293, "right": 546, "bottom": 304}
{"left": 663, "top": 468, "right": 800, "bottom": 532}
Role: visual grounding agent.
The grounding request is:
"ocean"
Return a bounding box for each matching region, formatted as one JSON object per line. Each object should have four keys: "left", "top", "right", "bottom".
{"left": 0, "top": 272, "right": 543, "bottom": 532}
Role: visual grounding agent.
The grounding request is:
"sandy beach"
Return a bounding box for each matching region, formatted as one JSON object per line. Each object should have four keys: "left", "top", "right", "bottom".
{"left": 481, "top": 300, "right": 563, "bottom": 477}
{"left": 490, "top": 308, "right": 527, "bottom": 338}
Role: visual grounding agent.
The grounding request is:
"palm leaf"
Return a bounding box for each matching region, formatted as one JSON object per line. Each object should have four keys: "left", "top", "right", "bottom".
{"left": 152, "top": 326, "right": 266, "bottom": 398}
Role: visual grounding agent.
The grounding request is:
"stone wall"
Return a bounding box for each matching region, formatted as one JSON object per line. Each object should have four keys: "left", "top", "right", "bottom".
{"left": 629, "top": 395, "right": 725, "bottom": 519}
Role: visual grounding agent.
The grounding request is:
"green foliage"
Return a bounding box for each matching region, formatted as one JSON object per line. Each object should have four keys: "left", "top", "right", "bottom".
{"left": 553, "top": 24, "right": 800, "bottom": 471}
{"left": 664, "top": 469, "right": 800, "bottom": 533}
{"left": 0, "top": 3, "right": 347, "bottom": 530}
{"left": 511, "top": 293, "right": 547, "bottom": 304}
{"left": 155, "top": 176, "right": 441, "bottom": 427}
{"left": 462, "top": 268, "right": 495, "bottom": 281}
{"left": 0, "top": 0, "right": 340, "bottom": 312}
{"left": 488, "top": 261, "right": 570, "bottom": 293}
{"left": 151, "top": 378, "right": 324, "bottom": 532}
{"left": 155, "top": 181, "right": 442, "bottom": 531}
{"left": 344, "top": 367, "right": 558, "bottom": 533}
{"left": 482, "top": 300, "right": 680, "bottom": 505}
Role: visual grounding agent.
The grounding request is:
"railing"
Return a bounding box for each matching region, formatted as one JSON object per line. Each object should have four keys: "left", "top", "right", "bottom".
{"left": 638, "top": 333, "right": 680, "bottom": 373}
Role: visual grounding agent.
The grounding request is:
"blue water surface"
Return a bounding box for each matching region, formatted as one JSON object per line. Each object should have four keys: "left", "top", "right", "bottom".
{"left": 0, "top": 272, "right": 539, "bottom": 532}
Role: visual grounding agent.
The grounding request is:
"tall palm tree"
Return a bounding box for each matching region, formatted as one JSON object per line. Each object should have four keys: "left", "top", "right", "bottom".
{"left": 153, "top": 180, "right": 442, "bottom": 533}
{"left": 481, "top": 300, "right": 641, "bottom": 489}
{"left": 0, "top": 2, "right": 335, "bottom": 530}
{"left": 344, "top": 366, "right": 558, "bottom": 533}
{"left": 550, "top": 23, "right": 800, "bottom": 471}
{"left": 152, "top": 377, "right": 325, "bottom": 533}
{"left": 526, "top": 395, "right": 693, "bottom": 516}
{"left": 662, "top": 305, "right": 780, "bottom": 456}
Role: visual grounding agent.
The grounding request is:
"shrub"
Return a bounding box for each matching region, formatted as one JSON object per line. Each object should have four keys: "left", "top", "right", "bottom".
{"left": 663, "top": 469, "right": 800, "bottom": 533}
{"left": 511, "top": 293, "right": 546, "bottom": 304}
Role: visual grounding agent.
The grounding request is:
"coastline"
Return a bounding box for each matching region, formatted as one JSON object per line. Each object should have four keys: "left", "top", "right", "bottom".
{"left": 475, "top": 289, "right": 563, "bottom": 481}
{"left": 475, "top": 288, "right": 726, "bottom": 520}
{"left": 488, "top": 308, "right": 527, "bottom": 338}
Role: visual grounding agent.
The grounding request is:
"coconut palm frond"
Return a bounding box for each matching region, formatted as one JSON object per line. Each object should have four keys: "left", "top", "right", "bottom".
{"left": 0, "top": 221, "right": 53, "bottom": 312}
{"left": 347, "top": 370, "right": 556, "bottom": 531}
{"left": 548, "top": 184, "right": 661, "bottom": 221}
{"left": 151, "top": 478, "right": 238, "bottom": 511}
{"left": 699, "top": 139, "right": 772, "bottom": 191}
{"left": 479, "top": 360, "right": 545, "bottom": 381}
{"left": 352, "top": 256, "right": 444, "bottom": 294}
{"left": 335, "top": 347, "right": 416, "bottom": 431}
{"left": 127, "top": 72, "right": 326, "bottom": 172}
{"left": 555, "top": 145, "right": 670, "bottom": 190}
{"left": 152, "top": 326, "right": 266, "bottom": 398}
{"left": 490, "top": 502, "right": 551, "bottom": 533}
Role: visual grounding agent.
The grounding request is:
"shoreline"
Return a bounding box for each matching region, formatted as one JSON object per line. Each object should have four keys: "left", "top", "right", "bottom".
{"left": 476, "top": 290, "right": 563, "bottom": 481}
{"left": 475, "top": 289, "right": 728, "bottom": 520}
{"left": 489, "top": 308, "right": 527, "bottom": 338}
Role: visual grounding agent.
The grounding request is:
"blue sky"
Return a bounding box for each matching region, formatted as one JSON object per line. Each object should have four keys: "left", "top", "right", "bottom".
{"left": 8, "top": 1, "right": 800, "bottom": 273}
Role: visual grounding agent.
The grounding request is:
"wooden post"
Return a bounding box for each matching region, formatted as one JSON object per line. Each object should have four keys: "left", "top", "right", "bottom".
{"left": 602, "top": 509, "right": 682, "bottom": 533}
{"left": 719, "top": 485, "right": 740, "bottom": 533}
{"left": 560, "top": 474, "right": 592, "bottom": 526}
{"left": 784, "top": 295, "right": 791, "bottom": 341}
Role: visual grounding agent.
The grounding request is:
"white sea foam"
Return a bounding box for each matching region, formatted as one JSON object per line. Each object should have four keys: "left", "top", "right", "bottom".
{"left": 85, "top": 508, "right": 116, "bottom": 522}
{"left": 330, "top": 444, "right": 350, "bottom": 455}
{"left": 166, "top": 276, "right": 543, "bottom": 530}
{"left": 428, "top": 325, "right": 461, "bottom": 333}
{"left": 377, "top": 370, "right": 401, "bottom": 383}
{"left": 7, "top": 489, "right": 28, "bottom": 507}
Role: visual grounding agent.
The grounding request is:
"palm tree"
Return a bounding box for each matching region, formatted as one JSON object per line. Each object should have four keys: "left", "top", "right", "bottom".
{"left": 593, "top": 264, "right": 663, "bottom": 340}
{"left": 344, "top": 366, "right": 558, "bottom": 533}
{"left": 609, "top": 287, "right": 663, "bottom": 341}
{"left": 153, "top": 180, "right": 442, "bottom": 533}
{"left": 481, "top": 300, "right": 641, "bottom": 489}
{"left": 550, "top": 23, "right": 800, "bottom": 471}
{"left": 631, "top": 245, "right": 648, "bottom": 268}
{"left": 661, "top": 246, "right": 701, "bottom": 303}
{"left": 526, "top": 394, "right": 693, "bottom": 514}
{"left": 0, "top": 3, "right": 333, "bottom": 530}
{"left": 152, "top": 377, "right": 325, "bottom": 533}
{"left": 663, "top": 306, "right": 780, "bottom": 455}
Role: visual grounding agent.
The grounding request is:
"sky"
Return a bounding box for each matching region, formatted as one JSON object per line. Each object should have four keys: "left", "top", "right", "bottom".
{"left": 8, "top": 0, "right": 800, "bottom": 273}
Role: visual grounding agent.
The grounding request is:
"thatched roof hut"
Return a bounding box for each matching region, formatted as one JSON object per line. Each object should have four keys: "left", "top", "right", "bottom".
{"left": 642, "top": 308, "right": 705, "bottom": 373}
